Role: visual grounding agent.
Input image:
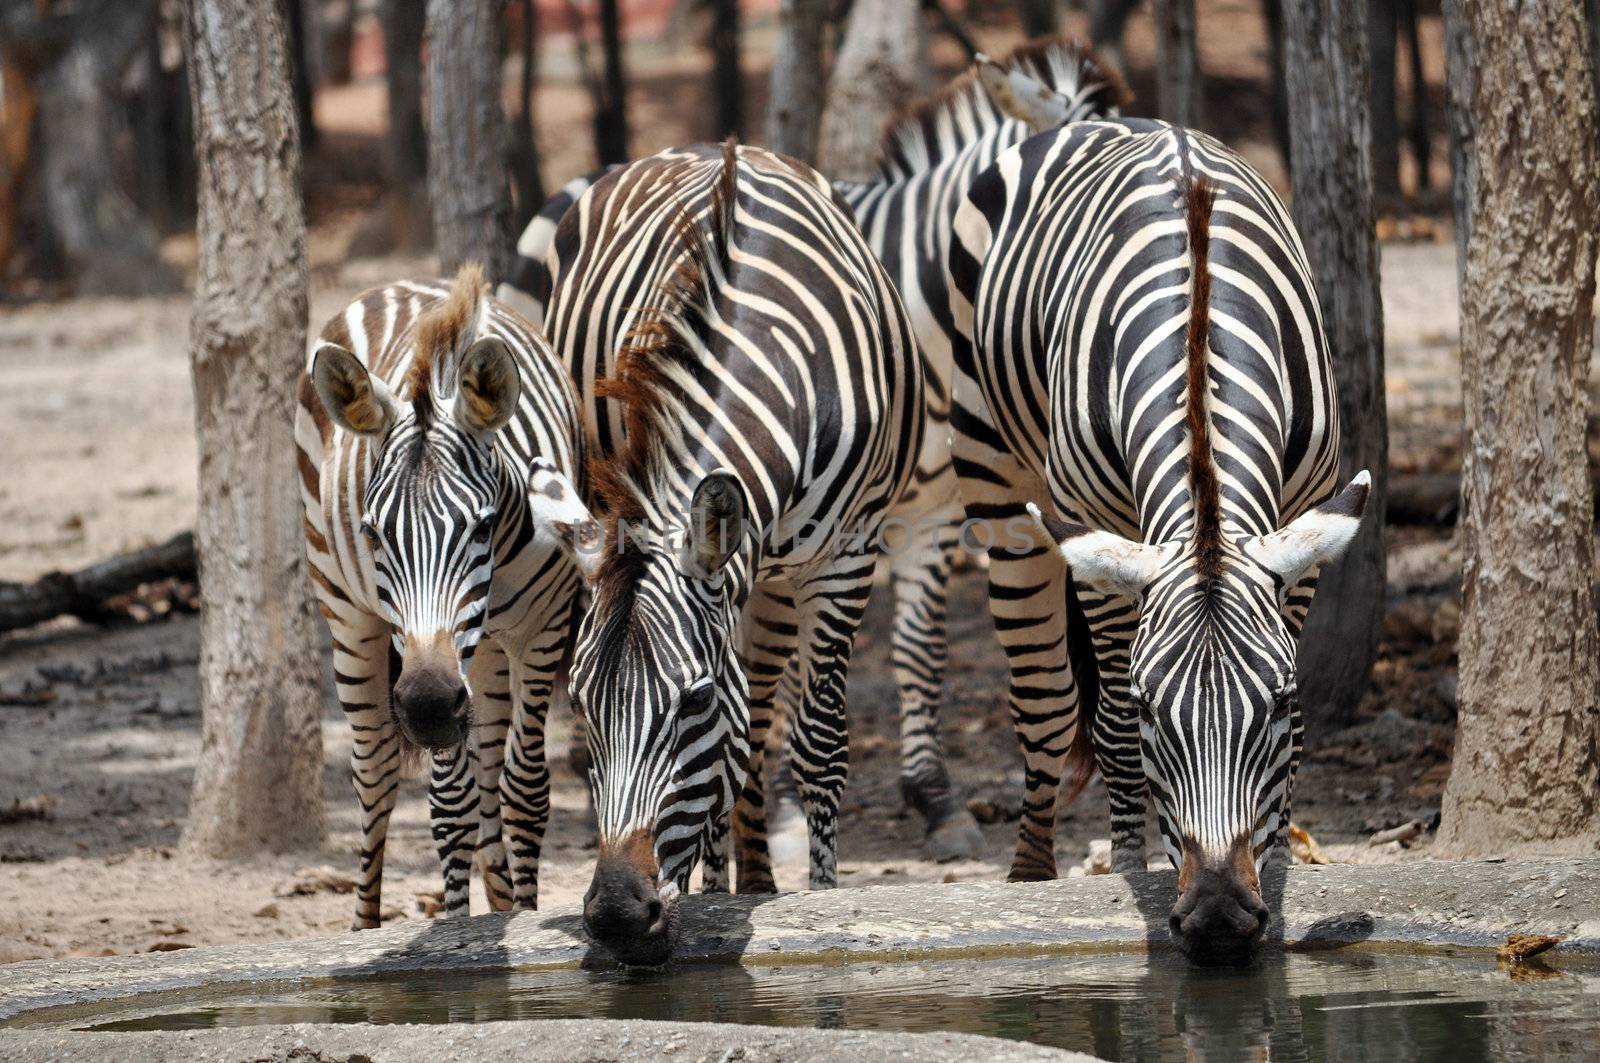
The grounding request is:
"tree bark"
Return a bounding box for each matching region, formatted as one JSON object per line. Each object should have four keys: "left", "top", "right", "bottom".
{"left": 1367, "top": 0, "right": 1398, "bottom": 202}
{"left": 384, "top": 0, "right": 429, "bottom": 249}
{"left": 818, "top": 0, "right": 928, "bottom": 182}
{"left": 1086, "top": 0, "right": 1139, "bottom": 74}
{"left": 182, "top": 0, "right": 325, "bottom": 857}
{"left": 1152, "top": 0, "right": 1202, "bottom": 129}
{"left": 425, "top": 0, "right": 512, "bottom": 280}
{"left": 765, "top": 0, "right": 826, "bottom": 163}
{"left": 509, "top": 0, "right": 545, "bottom": 231}
{"left": 710, "top": 0, "right": 742, "bottom": 139}
{"left": 1280, "top": 0, "right": 1388, "bottom": 727}
{"left": 1011, "top": 0, "right": 1056, "bottom": 38}
{"left": 1436, "top": 0, "right": 1600, "bottom": 857}
{"left": 1400, "top": 0, "right": 1429, "bottom": 194}
{"left": 1442, "top": 0, "right": 1473, "bottom": 279}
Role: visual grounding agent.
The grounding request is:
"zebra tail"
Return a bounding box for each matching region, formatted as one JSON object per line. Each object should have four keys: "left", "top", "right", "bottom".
{"left": 1060, "top": 574, "right": 1100, "bottom": 808}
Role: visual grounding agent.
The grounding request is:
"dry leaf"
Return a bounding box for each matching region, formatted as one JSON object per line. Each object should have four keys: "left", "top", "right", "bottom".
{"left": 1498, "top": 934, "right": 1561, "bottom": 963}
{"left": 1288, "top": 823, "right": 1329, "bottom": 865}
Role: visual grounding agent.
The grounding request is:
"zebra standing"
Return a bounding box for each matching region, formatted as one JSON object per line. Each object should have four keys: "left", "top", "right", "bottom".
{"left": 500, "top": 36, "right": 1126, "bottom": 861}
{"left": 948, "top": 120, "right": 1369, "bottom": 963}
{"left": 534, "top": 140, "right": 922, "bottom": 964}
{"left": 296, "top": 266, "right": 589, "bottom": 927}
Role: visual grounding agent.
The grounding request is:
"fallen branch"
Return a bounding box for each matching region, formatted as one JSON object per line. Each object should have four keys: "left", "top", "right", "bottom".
{"left": 0, "top": 531, "right": 195, "bottom": 634}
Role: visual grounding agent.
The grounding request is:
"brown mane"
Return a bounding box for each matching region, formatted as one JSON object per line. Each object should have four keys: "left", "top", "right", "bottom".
{"left": 874, "top": 35, "right": 1131, "bottom": 181}
{"left": 407, "top": 263, "right": 485, "bottom": 424}
{"left": 588, "top": 138, "right": 740, "bottom": 599}
{"left": 1184, "top": 175, "right": 1223, "bottom": 582}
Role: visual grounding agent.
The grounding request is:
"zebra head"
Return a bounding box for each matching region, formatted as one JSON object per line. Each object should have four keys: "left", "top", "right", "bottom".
{"left": 312, "top": 291, "right": 534, "bottom": 751}
{"left": 544, "top": 471, "right": 750, "bottom": 966}
{"left": 1032, "top": 472, "right": 1369, "bottom": 962}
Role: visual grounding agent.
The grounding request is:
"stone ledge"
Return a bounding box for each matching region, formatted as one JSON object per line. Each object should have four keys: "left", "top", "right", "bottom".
{"left": 1, "top": 858, "right": 1595, "bottom": 1026}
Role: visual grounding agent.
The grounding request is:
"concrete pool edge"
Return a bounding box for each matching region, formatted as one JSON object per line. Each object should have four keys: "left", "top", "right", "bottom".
{"left": 1, "top": 858, "right": 1595, "bottom": 1026}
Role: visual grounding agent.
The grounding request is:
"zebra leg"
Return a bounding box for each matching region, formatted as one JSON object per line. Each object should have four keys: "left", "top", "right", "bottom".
{"left": 328, "top": 611, "right": 402, "bottom": 930}
{"left": 428, "top": 740, "right": 477, "bottom": 917}
{"left": 501, "top": 629, "right": 564, "bottom": 909}
{"left": 888, "top": 508, "right": 984, "bottom": 861}
{"left": 732, "top": 582, "right": 794, "bottom": 894}
{"left": 789, "top": 556, "right": 876, "bottom": 891}
{"left": 1076, "top": 591, "right": 1147, "bottom": 874}
{"left": 467, "top": 640, "right": 514, "bottom": 913}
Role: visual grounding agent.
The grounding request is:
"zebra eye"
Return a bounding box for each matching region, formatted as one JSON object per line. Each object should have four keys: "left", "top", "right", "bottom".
{"left": 681, "top": 682, "right": 714, "bottom": 715}
{"left": 359, "top": 519, "right": 380, "bottom": 549}
{"left": 1272, "top": 688, "right": 1297, "bottom": 721}
{"left": 472, "top": 515, "right": 495, "bottom": 542}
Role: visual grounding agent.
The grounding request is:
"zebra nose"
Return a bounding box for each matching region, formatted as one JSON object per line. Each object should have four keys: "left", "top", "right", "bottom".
{"left": 1170, "top": 841, "right": 1270, "bottom": 965}
{"left": 392, "top": 664, "right": 469, "bottom": 749}
{"left": 583, "top": 835, "right": 674, "bottom": 966}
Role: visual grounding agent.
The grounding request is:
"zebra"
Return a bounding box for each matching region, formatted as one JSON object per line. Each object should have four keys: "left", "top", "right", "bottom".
{"left": 947, "top": 120, "right": 1369, "bottom": 963}
{"left": 533, "top": 140, "right": 922, "bottom": 965}
{"left": 296, "top": 265, "right": 589, "bottom": 928}
{"left": 499, "top": 36, "right": 1126, "bottom": 861}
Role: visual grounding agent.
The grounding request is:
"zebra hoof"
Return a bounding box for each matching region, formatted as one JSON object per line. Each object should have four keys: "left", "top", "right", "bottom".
{"left": 925, "top": 808, "right": 986, "bottom": 863}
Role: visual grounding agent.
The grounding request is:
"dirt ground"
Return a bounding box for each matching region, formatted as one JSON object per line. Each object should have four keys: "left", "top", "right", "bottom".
{"left": 0, "top": 4, "right": 1594, "bottom": 966}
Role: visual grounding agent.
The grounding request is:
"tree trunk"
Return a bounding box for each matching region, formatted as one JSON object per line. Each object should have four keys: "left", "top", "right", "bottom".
{"left": 425, "top": 0, "right": 511, "bottom": 280}
{"left": 818, "top": 0, "right": 928, "bottom": 181}
{"left": 509, "top": 0, "right": 545, "bottom": 231}
{"left": 1011, "top": 0, "right": 1056, "bottom": 38}
{"left": 182, "top": 0, "right": 325, "bottom": 857}
{"left": 1367, "top": 0, "right": 1398, "bottom": 202}
{"left": 1399, "top": 0, "right": 1428, "bottom": 194}
{"left": 1435, "top": 0, "right": 1600, "bottom": 857}
{"left": 1280, "top": 0, "right": 1388, "bottom": 727}
{"left": 595, "top": 0, "right": 628, "bottom": 165}
{"left": 28, "top": 0, "right": 180, "bottom": 295}
{"left": 385, "top": 0, "right": 429, "bottom": 248}
{"left": 1152, "top": 0, "right": 1202, "bottom": 129}
{"left": 1086, "top": 0, "right": 1139, "bottom": 74}
{"left": 766, "top": 0, "right": 827, "bottom": 163}
{"left": 1442, "top": 0, "right": 1473, "bottom": 278}
{"left": 710, "top": 0, "right": 742, "bottom": 139}
{"left": 1262, "top": 0, "right": 1291, "bottom": 170}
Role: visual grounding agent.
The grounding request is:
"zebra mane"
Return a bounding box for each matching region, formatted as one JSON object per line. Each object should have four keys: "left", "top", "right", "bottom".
{"left": 874, "top": 35, "right": 1130, "bottom": 182}
{"left": 590, "top": 138, "right": 741, "bottom": 599}
{"left": 1183, "top": 175, "right": 1224, "bottom": 583}
{"left": 407, "top": 263, "right": 487, "bottom": 427}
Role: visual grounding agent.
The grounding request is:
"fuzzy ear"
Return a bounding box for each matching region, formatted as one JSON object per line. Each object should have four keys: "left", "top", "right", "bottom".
{"left": 454, "top": 337, "right": 521, "bottom": 434}
{"left": 1026, "top": 502, "right": 1167, "bottom": 599}
{"left": 527, "top": 460, "right": 604, "bottom": 581}
{"left": 1243, "top": 471, "right": 1372, "bottom": 588}
{"left": 684, "top": 471, "right": 745, "bottom": 580}
{"left": 975, "top": 54, "right": 1074, "bottom": 132}
{"left": 312, "top": 343, "right": 398, "bottom": 436}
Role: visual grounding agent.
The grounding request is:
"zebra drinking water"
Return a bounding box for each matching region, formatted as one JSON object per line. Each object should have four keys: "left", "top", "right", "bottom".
{"left": 500, "top": 36, "right": 1126, "bottom": 863}
{"left": 533, "top": 140, "right": 922, "bottom": 965}
{"left": 948, "top": 121, "right": 1369, "bottom": 963}
{"left": 296, "top": 266, "right": 588, "bottom": 927}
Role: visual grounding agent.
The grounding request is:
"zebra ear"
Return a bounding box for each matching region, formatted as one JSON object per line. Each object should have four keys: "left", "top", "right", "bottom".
{"left": 684, "top": 471, "right": 745, "bottom": 581}
{"left": 1244, "top": 471, "right": 1371, "bottom": 588}
{"left": 312, "top": 343, "right": 398, "bottom": 437}
{"left": 527, "top": 460, "right": 604, "bottom": 581}
{"left": 974, "top": 54, "right": 1073, "bottom": 132}
{"left": 455, "top": 337, "right": 521, "bottom": 434}
{"left": 1026, "top": 502, "right": 1165, "bottom": 598}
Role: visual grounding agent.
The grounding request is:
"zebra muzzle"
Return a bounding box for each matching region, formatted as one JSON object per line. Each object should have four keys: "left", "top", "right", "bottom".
{"left": 583, "top": 830, "right": 677, "bottom": 967}
{"left": 392, "top": 633, "right": 470, "bottom": 749}
{"left": 1169, "top": 836, "right": 1270, "bottom": 966}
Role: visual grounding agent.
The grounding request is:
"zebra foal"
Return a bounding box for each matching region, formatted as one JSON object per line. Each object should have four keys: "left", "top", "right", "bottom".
{"left": 296, "top": 266, "right": 588, "bottom": 927}
{"left": 534, "top": 140, "right": 922, "bottom": 965}
{"left": 949, "top": 121, "right": 1369, "bottom": 963}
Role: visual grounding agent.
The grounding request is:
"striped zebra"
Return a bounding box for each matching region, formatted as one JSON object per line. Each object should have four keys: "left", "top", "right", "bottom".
{"left": 534, "top": 140, "right": 922, "bottom": 965}
{"left": 296, "top": 266, "right": 588, "bottom": 928}
{"left": 500, "top": 36, "right": 1125, "bottom": 861}
{"left": 948, "top": 120, "right": 1370, "bottom": 963}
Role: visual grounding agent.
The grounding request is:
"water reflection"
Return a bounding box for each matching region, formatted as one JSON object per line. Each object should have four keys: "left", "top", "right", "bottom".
{"left": 56, "top": 947, "right": 1600, "bottom": 1062}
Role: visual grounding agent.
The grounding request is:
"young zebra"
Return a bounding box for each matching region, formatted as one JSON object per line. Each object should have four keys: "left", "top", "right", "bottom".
{"left": 948, "top": 121, "right": 1369, "bottom": 963}
{"left": 500, "top": 37, "right": 1125, "bottom": 861}
{"left": 296, "top": 266, "right": 588, "bottom": 928}
{"left": 535, "top": 140, "right": 922, "bottom": 964}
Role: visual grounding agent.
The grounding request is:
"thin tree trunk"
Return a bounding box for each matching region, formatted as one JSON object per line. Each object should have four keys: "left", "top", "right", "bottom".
{"left": 1086, "top": 0, "right": 1139, "bottom": 74}
{"left": 286, "top": 0, "right": 317, "bottom": 150}
{"left": 509, "top": 0, "right": 545, "bottom": 231}
{"left": 1262, "top": 0, "right": 1290, "bottom": 169}
{"left": 182, "top": 0, "right": 324, "bottom": 857}
{"left": 1011, "top": 0, "right": 1056, "bottom": 38}
{"left": 595, "top": 0, "right": 628, "bottom": 165}
{"left": 1152, "top": 0, "right": 1202, "bottom": 129}
{"left": 1280, "top": 0, "right": 1388, "bottom": 727}
{"left": 381, "top": 0, "right": 429, "bottom": 250}
{"left": 818, "top": 0, "right": 928, "bottom": 182}
{"left": 425, "top": 0, "right": 512, "bottom": 280}
{"left": 1442, "top": 0, "right": 1473, "bottom": 278}
{"left": 1436, "top": 0, "right": 1600, "bottom": 857}
{"left": 1367, "top": 0, "right": 1398, "bottom": 202}
{"left": 710, "top": 0, "right": 742, "bottom": 139}
{"left": 766, "top": 0, "right": 827, "bottom": 163}
{"left": 1400, "top": 0, "right": 1428, "bottom": 194}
